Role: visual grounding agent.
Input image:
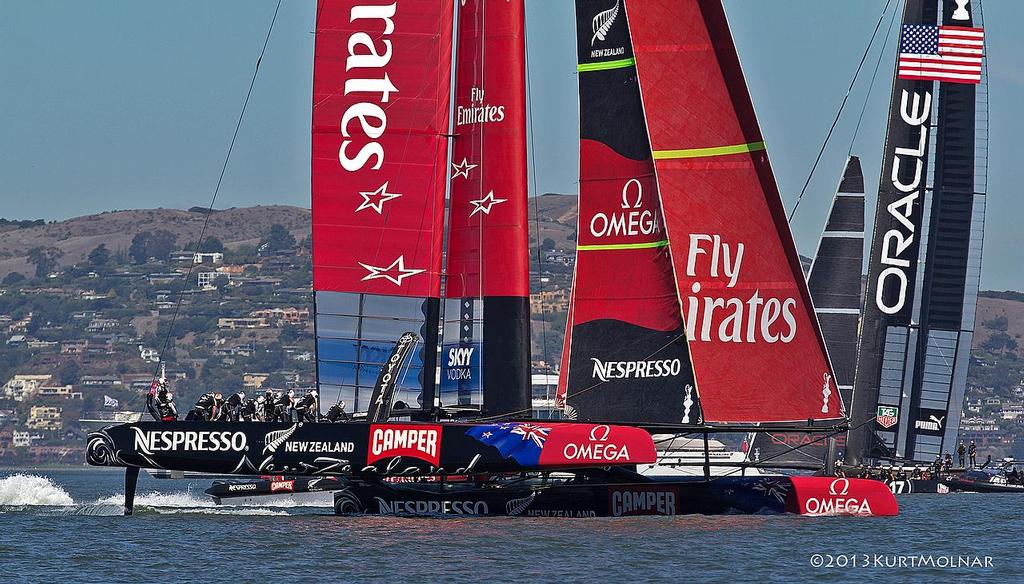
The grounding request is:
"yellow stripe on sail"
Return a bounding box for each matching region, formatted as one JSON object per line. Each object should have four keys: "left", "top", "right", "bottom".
{"left": 652, "top": 141, "right": 766, "bottom": 160}
{"left": 577, "top": 240, "right": 670, "bottom": 251}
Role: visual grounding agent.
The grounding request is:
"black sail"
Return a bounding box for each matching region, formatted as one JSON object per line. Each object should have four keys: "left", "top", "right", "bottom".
{"left": 848, "top": 0, "right": 986, "bottom": 464}
{"left": 810, "top": 156, "right": 866, "bottom": 412}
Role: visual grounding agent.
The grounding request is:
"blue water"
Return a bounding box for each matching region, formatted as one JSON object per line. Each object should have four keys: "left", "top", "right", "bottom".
{"left": 0, "top": 468, "right": 1017, "bottom": 583}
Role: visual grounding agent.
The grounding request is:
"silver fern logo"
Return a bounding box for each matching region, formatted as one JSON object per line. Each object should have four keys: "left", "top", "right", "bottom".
{"left": 591, "top": 0, "right": 621, "bottom": 46}
{"left": 263, "top": 423, "right": 298, "bottom": 455}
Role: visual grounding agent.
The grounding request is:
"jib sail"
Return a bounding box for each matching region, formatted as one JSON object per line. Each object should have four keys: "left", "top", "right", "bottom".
{"left": 558, "top": 0, "right": 699, "bottom": 424}
{"left": 628, "top": 0, "right": 842, "bottom": 423}
{"left": 848, "top": 0, "right": 987, "bottom": 464}
{"left": 311, "top": 0, "right": 454, "bottom": 413}
{"left": 443, "top": 0, "right": 531, "bottom": 416}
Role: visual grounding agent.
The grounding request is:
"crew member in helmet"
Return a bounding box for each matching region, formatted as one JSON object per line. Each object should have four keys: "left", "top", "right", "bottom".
{"left": 325, "top": 401, "right": 350, "bottom": 423}
{"left": 242, "top": 395, "right": 266, "bottom": 422}
{"left": 294, "top": 389, "right": 319, "bottom": 422}
{"left": 210, "top": 392, "right": 226, "bottom": 421}
{"left": 156, "top": 388, "right": 178, "bottom": 421}
{"left": 146, "top": 380, "right": 165, "bottom": 422}
{"left": 224, "top": 390, "right": 246, "bottom": 421}
{"left": 263, "top": 390, "right": 278, "bottom": 421}
{"left": 147, "top": 381, "right": 178, "bottom": 422}
{"left": 186, "top": 392, "right": 215, "bottom": 421}
{"left": 274, "top": 389, "right": 295, "bottom": 422}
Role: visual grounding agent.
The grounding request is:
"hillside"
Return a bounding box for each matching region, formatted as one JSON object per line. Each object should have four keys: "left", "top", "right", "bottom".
{"left": 0, "top": 206, "right": 311, "bottom": 279}
{"left": 527, "top": 193, "right": 577, "bottom": 248}
{"left": 974, "top": 293, "right": 1024, "bottom": 355}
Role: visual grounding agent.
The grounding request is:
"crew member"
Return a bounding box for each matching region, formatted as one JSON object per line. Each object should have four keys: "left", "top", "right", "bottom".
{"left": 245, "top": 395, "right": 267, "bottom": 422}
{"left": 155, "top": 388, "right": 177, "bottom": 421}
{"left": 325, "top": 401, "right": 350, "bottom": 423}
{"left": 187, "top": 392, "right": 217, "bottom": 421}
{"left": 294, "top": 389, "right": 319, "bottom": 423}
{"left": 146, "top": 380, "right": 164, "bottom": 422}
{"left": 969, "top": 441, "right": 978, "bottom": 468}
{"left": 210, "top": 392, "right": 226, "bottom": 421}
{"left": 943, "top": 452, "right": 953, "bottom": 473}
{"left": 263, "top": 390, "right": 277, "bottom": 421}
{"left": 224, "top": 390, "right": 246, "bottom": 421}
{"left": 274, "top": 389, "right": 295, "bottom": 422}
{"left": 957, "top": 441, "right": 967, "bottom": 468}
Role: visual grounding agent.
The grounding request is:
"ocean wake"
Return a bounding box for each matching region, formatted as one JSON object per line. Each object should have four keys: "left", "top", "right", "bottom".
{"left": 94, "top": 490, "right": 290, "bottom": 516}
{"left": 0, "top": 474, "right": 74, "bottom": 506}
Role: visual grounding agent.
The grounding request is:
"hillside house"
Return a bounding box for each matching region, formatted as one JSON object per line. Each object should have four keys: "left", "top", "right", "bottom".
{"left": 26, "top": 406, "right": 62, "bottom": 432}
{"left": 2, "top": 375, "right": 52, "bottom": 401}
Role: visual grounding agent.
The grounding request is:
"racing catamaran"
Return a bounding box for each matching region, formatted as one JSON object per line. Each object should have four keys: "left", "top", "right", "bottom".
{"left": 87, "top": 0, "right": 897, "bottom": 518}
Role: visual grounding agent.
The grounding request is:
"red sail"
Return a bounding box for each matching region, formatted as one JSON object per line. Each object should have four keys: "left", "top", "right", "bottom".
{"left": 311, "top": 1, "right": 453, "bottom": 412}
{"left": 627, "top": 0, "right": 841, "bottom": 422}
{"left": 443, "top": 0, "right": 531, "bottom": 414}
{"left": 312, "top": 0, "right": 452, "bottom": 297}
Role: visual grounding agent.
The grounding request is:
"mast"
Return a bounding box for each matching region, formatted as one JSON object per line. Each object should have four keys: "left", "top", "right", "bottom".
{"left": 443, "top": 0, "right": 532, "bottom": 417}
{"left": 848, "top": 0, "right": 985, "bottom": 464}
{"left": 311, "top": 1, "right": 454, "bottom": 414}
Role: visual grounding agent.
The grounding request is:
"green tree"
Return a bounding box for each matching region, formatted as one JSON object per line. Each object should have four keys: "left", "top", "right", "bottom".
{"left": 541, "top": 237, "right": 556, "bottom": 251}
{"left": 261, "top": 224, "right": 296, "bottom": 253}
{"left": 129, "top": 229, "right": 177, "bottom": 263}
{"left": 200, "top": 236, "right": 225, "bottom": 253}
{"left": 27, "top": 246, "right": 64, "bottom": 278}
{"left": 263, "top": 372, "right": 289, "bottom": 389}
{"left": 148, "top": 229, "right": 177, "bottom": 262}
{"left": 2, "top": 272, "right": 26, "bottom": 286}
{"left": 88, "top": 243, "right": 111, "bottom": 266}
{"left": 129, "top": 232, "right": 151, "bottom": 264}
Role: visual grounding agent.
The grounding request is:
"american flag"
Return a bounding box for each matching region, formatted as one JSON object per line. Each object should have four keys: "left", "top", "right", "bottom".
{"left": 898, "top": 24, "right": 984, "bottom": 85}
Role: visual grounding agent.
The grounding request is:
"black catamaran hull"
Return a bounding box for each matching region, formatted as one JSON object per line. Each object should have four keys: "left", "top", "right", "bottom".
{"left": 885, "top": 478, "right": 949, "bottom": 494}
{"left": 334, "top": 474, "right": 897, "bottom": 517}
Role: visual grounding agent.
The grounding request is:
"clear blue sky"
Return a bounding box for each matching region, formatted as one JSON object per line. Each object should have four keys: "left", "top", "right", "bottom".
{"left": 1, "top": 1, "right": 1021, "bottom": 289}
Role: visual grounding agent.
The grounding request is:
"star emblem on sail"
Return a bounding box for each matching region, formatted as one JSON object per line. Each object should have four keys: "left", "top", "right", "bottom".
{"left": 356, "top": 181, "right": 402, "bottom": 214}
{"left": 469, "top": 191, "right": 507, "bottom": 217}
{"left": 451, "top": 158, "right": 478, "bottom": 180}
{"left": 359, "top": 255, "right": 425, "bottom": 286}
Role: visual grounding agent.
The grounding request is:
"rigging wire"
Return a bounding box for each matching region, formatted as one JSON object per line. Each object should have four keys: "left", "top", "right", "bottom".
{"left": 786, "top": 0, "right": 896, "bottom": 223}
{"left": 848, "top": 0, "right": 900, "bottom": 156}
{"left": 153, "top": 0, "right": 284, "bottom": 384}
{"left": 523, "top": 2, "right": 553, "bottom": 387}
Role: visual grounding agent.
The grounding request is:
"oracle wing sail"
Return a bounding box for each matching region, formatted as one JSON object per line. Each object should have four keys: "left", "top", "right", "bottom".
{"left": 558, "top": 0, "right": 699, "bottom": 424}
{"left": 848, "top": 0, "right": 987, "bottom": 464}
{"left": 311, "top": 0, "right": 454, "bottom": 413}
{"left": 627, "top": 0, "right": 843, "bottom": 424}
{"left": 747, "top": 156, "right": 865, "bottom": 467}
{"left": 443, "top": 0, "right": 531, "bottom": 416}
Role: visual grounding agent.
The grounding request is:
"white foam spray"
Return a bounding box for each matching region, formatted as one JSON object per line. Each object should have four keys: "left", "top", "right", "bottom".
{"left": 0, "top": 474, "right": 75, "bottom": 506}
